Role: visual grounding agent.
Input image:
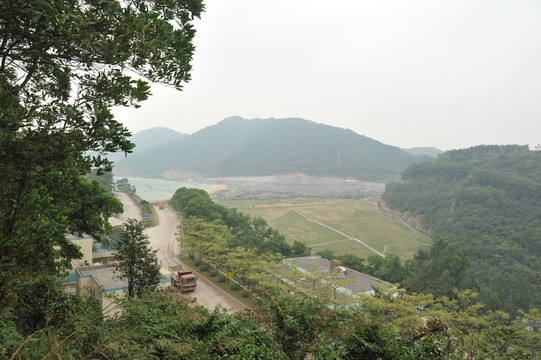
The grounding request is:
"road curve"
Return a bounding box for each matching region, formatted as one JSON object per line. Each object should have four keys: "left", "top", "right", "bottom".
{"left": 112, "top": 192, "right": 142, "bottom": 221}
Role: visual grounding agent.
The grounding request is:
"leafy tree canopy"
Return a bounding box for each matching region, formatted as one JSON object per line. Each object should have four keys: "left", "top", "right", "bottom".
{"left": 114, "top": 219, "right": 161, "bottom": 298}
{"left": 0, "top": 0, "right": 203, "bottom": 282}
{"left": 171, "top": 187, "right": 302, "bottom": 257}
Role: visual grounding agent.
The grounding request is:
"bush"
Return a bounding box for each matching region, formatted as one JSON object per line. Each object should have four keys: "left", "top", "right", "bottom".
{"left": 199, "top": 264, "right": 209, "bottom": 272}
{"left": 241, "top": 290, "right": 250, "bottom": 298}
{"left": 209, "top": 270, "right": 218, "bottom": 277}
{"left": 194, "top": 260, "right": 201, "bottom": 267}
{"left": 217, "top": 275, "right": 226, "bottom": 283}
{"left": 229, "top": 282, "right": 240, "bottom": 291}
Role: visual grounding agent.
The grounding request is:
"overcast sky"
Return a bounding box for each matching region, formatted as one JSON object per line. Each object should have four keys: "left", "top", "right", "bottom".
{"left": 113, "top": 0, "right": 541, "bottom": 151}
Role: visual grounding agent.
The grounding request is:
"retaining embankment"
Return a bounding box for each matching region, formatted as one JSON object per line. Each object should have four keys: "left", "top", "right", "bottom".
{"left": 378, "top": 201, "right": 433, "bottom": 244}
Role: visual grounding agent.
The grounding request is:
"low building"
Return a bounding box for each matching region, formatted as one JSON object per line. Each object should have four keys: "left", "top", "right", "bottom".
{"left": 283, "top": 255, "right": 389, "bottom": 301}
{"left": 67, "top": 235, "right": 94, "bottom": 269}
{"left": 76, "top": 264, "right": 170, "bottom": 315}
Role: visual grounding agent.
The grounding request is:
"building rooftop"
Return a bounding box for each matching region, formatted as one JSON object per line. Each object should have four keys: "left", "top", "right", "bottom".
{"left": 76, "top": 263, "right": 169, "bottom": 292}
{"left": 284, "top": 256, "right": 389, "bottom": 295}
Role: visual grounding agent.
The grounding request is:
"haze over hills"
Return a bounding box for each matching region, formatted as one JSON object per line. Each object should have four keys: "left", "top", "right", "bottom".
{"left": 402, "top": 147, "right": 442, "bottom": 157}
{"left": 107, "top": 127, "right": 187, "bottom": 162}
{"left": 114, "top": 117, "right": 434, "bottom": 181}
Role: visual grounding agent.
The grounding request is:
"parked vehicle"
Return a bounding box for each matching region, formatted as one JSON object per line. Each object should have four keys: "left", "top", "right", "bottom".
{"left": 171, "top": 270, "right": 198, "bottom": 292}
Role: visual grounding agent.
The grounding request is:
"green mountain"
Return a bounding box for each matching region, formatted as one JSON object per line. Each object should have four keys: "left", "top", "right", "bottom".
{"left": 108, "top": 127, "right": 187, "bottom": 162}
{"left": 130, "top": 127, "right": 187, "bottom": 152}
{"left": 114, "top": 117, "right": 429, "bottom": 181}
{"left": 382, "top": 145, "right": 541, "bottom": 314}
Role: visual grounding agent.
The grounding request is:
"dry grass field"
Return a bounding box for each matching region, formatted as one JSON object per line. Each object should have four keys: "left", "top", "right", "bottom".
{"left": 218, "top": 197, "right": 431, "bottom": 259}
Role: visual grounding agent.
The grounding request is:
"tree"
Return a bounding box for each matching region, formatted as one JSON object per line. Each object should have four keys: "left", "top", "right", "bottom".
{"left": 1, "top": 175, "right": 122, "bottom": 277}
{"left": 85, "top": 168, "right": 114, "bottom": 192}
{"left": 0, "top": 0, "right": 203, "bottom": 281}
{"left": 291, "top": 240, "right": 311, "bottom": 257}
{"left": 115, "top": 178, "right": 136, "bottom": 194}
{"left": 114, "top": 219, "right": 161, "bottom": 298}
{"left": 404, "top": 237, "right": 470, "bottom": 297}
{"left": 180, "top": 217, "right": 232, "bottom": 268}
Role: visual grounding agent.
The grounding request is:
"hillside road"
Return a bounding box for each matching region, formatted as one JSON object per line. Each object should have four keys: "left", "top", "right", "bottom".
{"left": 145, "top": 206, "right": 181, "bottom": 269}
{"left": 144, "top": 205, "right": 245, "bottom": 312}
{"left": 113, "top": 192, "right": 142, "bottom": 221}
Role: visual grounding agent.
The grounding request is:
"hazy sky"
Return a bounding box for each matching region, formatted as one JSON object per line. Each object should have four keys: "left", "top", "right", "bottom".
{"left": 113, "top": 0, "right": 541, "bottom": 151}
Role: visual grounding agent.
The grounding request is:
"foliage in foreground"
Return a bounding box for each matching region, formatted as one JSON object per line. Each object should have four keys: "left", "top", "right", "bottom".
{"left": 0, "top": 0, "right": 204, "bottom": 306}
{"left": 2, "top": 284, "right": 540, "bottom": 359}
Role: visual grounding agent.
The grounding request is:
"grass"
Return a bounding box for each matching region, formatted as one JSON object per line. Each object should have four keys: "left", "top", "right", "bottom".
{"left": 221, "top": 197, "right": 431, "bottom": 259}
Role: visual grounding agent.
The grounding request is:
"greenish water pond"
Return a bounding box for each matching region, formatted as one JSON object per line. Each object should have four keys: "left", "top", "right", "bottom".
{"left": 116, "top": 177, "right": 219, "bottom": 202}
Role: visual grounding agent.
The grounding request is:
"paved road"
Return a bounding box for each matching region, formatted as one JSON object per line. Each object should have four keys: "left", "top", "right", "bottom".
{"left": 145, "top": 206, "right": 181, "bottom": 269}
{"left": 178, "top": 264, "right": 246, "bottom": 312}
{"left": 142, "top": 204, "right": 245, "bottom": 312}
{"left": 113, "top": 192, "right": 142, "bottom": 221}
{"left": 112, "top": 195, "right": 245, "bottom": 312}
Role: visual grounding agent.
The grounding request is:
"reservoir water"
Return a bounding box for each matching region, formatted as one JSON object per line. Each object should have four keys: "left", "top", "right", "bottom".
{"left": 115, "top": 177, "right": 219, "bottom": 202}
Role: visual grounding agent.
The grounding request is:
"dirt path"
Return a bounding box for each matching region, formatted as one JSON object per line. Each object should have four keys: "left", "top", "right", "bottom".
{"left": 292, "top": 208, "right": 385, "bottom": 257}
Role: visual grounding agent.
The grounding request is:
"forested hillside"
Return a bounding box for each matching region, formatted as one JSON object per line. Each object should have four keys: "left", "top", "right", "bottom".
{"left": 382, "top": 145, "right": 541, "bottom": 314}
{"left": 114, "top": 117, "right": 430, "bottom": 181}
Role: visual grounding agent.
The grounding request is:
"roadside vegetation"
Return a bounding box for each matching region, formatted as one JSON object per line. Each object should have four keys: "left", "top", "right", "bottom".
{"left": 115, "top": 178, "right": 159, "bottom": 227}
{"left": 171, "top": 188, "right": 311, "bottom": 258}
{"left": 180, "top": 253, "right": 259, "bottom": 308}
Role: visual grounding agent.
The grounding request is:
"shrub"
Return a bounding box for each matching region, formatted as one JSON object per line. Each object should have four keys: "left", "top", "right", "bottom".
{"left": 199, "top": 264, "right": 209, "bottom": 272}
{"left": 229, "top": 282, "right": 240, "bottom": 291}
{"left": 241, "top": 290, "right": 250, "bottom": 298}
{"left": 217, "top": 275, "right": 226, "bottom": 283}
{"left": 209, "top": 270, "right": 218, "bottom": 277}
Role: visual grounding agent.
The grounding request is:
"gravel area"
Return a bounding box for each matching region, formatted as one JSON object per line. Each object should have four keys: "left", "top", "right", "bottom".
{"left": 192, "top": 175, "right": 385, "bottom": 200}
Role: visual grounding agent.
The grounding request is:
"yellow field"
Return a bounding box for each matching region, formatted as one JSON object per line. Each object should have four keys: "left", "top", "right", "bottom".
{"left": 219, "top": 197, "right": 431, "bottom": 259}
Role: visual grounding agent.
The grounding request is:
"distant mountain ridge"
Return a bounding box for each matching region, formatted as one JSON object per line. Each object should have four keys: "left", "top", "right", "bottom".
{"left": 113, "top": 117, "right": 431, "bottom": 181}
{"left": 130, "top": 127, "right": 187, "bottom": 153}
{"left": 403, "top": 147, "right": 442, "bottom": 157}
{"left": 107, "top": 127, "right": 187, "bottom": 163}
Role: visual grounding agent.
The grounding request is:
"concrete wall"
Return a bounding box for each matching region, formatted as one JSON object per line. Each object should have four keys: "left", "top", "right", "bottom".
{"left": 68, "top": 236, "right": 94, "bottom": 269}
